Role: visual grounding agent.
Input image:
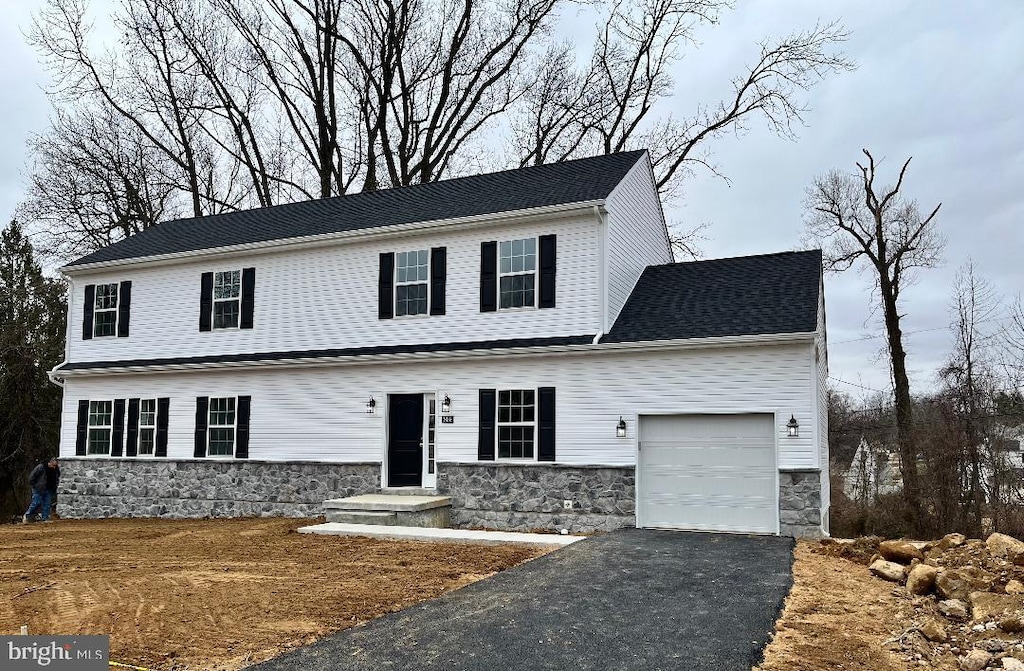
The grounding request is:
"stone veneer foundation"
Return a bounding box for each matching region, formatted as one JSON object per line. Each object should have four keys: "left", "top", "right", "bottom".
{"left": 57, "top": 460, "right": 824, "bottom": 537}
{"left": 778, "top": 469, "right": 824, "bottom": 538}
{"left": 436, "top": 463, "right": 636, "bottom": 533}
{"left": 57, "top": 459, "right": 381, "bottom": 519}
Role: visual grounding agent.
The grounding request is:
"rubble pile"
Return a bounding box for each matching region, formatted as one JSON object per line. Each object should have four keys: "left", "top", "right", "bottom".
{"left": 821, "top": 532, "right": 1024, "bottom": 670}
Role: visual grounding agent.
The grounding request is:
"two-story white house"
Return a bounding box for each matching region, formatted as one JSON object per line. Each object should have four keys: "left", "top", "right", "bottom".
{"left": 50, "top": 150, "right": 829, "bottom": 537}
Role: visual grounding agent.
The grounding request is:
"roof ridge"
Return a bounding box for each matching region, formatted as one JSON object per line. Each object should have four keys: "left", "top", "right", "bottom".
{"left": 154, "top": 150, "right": 648, "bottom": 228}
{"left": 646, "top": 248, "right": 822, "bottom": 271}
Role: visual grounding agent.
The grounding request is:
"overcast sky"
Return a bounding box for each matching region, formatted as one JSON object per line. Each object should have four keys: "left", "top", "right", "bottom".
{"left": 1, "top": 0, "right": 1021, "bottom": 400}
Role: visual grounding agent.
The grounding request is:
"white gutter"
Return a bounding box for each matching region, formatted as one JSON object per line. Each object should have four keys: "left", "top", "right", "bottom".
{"left": 53, "top": 331, "right": 817, "bottom": 378}
{"left": 61, "top": 200, "right": 606, "bottom": 276}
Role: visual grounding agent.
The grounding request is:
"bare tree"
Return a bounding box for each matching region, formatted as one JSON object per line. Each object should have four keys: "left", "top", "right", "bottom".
{"left": 804, "top": 149, "right": 944, "bottom": 528}
{"left": 18, "top": 105, "right": 178, "bottom": 261}
{"left": 513, "top": 2, "right": 854, "bottom": 198}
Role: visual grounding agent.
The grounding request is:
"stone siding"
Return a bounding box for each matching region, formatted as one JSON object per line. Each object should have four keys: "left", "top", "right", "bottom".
{"left": 779, "top": 469, "right": 824, "bottom": 538}
{"left": 436, "top": 463, "right": 636, "bottom": 533}
{"left": 58, "top": 459, "right": 380, "bottom": 519}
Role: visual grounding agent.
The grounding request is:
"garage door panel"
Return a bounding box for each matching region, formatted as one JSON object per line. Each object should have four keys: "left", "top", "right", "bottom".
{"left": 639, "top": 413, "right": 777, "bottom": 534}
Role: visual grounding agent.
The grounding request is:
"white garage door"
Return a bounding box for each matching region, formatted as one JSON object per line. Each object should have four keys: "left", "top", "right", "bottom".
{"left": 638, "top": 413, "right": 777, "bottom": 534}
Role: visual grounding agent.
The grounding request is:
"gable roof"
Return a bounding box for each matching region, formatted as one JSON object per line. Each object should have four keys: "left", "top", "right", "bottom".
{"left": 601, "top": 250, "right": 823, "bottom": 343}
{"left": 65, "top": 150, "right": 648, "bottom": 269}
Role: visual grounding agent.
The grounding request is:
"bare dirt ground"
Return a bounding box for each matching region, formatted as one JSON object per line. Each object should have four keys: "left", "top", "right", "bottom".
{"left": 0, "top": 518, "right": 548, "bottom": 670}
{"left": 755, "top": 541, "right": 913, "bottom": 671}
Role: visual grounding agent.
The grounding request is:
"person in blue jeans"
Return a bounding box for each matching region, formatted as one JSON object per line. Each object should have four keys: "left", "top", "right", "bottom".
{"left": 23, "top": 457, "right": 59, "bottom": 523}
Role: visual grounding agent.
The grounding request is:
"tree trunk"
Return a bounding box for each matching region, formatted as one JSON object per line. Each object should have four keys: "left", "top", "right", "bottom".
{"left": 879, "top": 274, "right": 922, "bottom": 528}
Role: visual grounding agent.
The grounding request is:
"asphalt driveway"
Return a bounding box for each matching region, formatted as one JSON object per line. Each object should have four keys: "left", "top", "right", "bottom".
{"left": 249, "top": 528, "right": 794, "bottom": 671}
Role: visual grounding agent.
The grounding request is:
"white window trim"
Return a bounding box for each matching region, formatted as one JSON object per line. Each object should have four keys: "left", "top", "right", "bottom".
{"left": 87, "top": 399, "right": 115, "bottom": 456}
{"left": 93, "top": 283, "right": 119, "bottom": 338}
{"left": 212, "top": 269, "right": 242, "bottom": 330}
{"left": 498, "top": 237, "right": 538, "bottom": 311}
{"left": 496, "top": 388, "right": 538, "bottom": 461}
{"left": 393, "top": 249, "right": 430, "bottom": 318}
{"left": 137, "top": 398, "right": 158, "bottom": 458}
{"left": 207, "top": 396, "right": 238, "bottom": 458}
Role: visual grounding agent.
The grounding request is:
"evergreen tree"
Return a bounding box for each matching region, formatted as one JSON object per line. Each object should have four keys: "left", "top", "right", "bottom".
{"left": 0, "top": 221, "right": 66, "bottom": 517}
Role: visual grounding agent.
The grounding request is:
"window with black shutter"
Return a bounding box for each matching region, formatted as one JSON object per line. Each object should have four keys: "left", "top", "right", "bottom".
{"left": 478, "top": 389, "right": 496, "bottom": 460}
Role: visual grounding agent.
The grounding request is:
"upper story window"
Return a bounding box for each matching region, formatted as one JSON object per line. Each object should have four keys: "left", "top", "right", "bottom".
{"left": 214, "top": 270, "right": 241, "bottom": 329}
{"left": 480, "top": 235, "right": 554, "bottom": 313}
{"left": 395, "top": 250, "right": 429, "bottom": 316}
{"left": 499, "top": 238, "right": 536, "bottom": 309}
{"left": 93, "top": 283, "right": 119, "bottom": 336}
{"left": 378, "top": 248, "right": 446, "bottom": 320}
{"left": 497, "top": 389, "right": 535, "bottom": 459}
{"left": 200, "top": 268, "right": 255, "bottom": 332}
{"left": 82, "top": 281, "right": 132, "bottom": 340}
{"left": 88, "top": 400, "right": 113, "bottom": 455}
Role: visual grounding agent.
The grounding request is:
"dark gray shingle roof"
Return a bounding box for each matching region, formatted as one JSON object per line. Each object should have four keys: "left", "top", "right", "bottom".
{"left": 67, "top": 151, "right": 648, "bottom": 268}
{"left": 602, "top": 250, "right": 822, "bottom": 343}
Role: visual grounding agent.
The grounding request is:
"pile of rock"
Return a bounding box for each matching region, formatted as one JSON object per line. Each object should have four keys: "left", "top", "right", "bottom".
{"left": 854, "top": 532, "right": 1024, "bottom": 670}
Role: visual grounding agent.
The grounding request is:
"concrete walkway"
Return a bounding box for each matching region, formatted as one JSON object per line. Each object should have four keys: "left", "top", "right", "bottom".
{"left": 249, "top": 528, "right": 794, "bottom": 671}
{"left": 297, "top": 522, "right": 584, "bottom": 546}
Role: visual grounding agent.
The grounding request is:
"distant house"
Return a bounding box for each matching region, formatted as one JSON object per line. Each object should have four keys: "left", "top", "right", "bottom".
{"left": 842, "top": 437, "right": 902, "bottom": 502}
{"left": 49, "top": 150, "right": 829, "bottom": 537}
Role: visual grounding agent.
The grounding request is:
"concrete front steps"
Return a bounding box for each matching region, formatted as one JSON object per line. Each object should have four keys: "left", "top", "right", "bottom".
{"left": 323, "top": 494, "right": 452, "bottom": 528}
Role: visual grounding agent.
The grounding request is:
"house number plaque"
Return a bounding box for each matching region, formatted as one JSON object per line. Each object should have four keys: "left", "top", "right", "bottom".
{"left": 441, "top": 416, "right": 454, "bottom": 424}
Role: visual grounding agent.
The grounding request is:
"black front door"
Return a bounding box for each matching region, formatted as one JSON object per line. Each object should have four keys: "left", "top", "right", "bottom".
{"left": 388, "top": 394, "right": 424, "bottom": 487}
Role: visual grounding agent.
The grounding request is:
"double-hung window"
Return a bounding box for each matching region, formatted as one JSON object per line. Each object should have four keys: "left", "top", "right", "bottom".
{"left": 499, "top": 238, "right": 536, "bottom": 309}
{"left": 138, "top": 399, "right": 157, "bottom": 456}
{"left": 395, "top": 250, "right": 429, "bottom": 316}
{"left": 213, "top": 270, "right": 241, "bottom": 329}
{"left": 497, "top": 389, "right": 535, "bottom": 459}
{"left": 208, "top": 397, "right": 237, "bottom": 456}
{"left": 88, "top": 400, "right": 113, "bottom": 455}
{"left": 93, "top": 283, "right": 119, "bottom": 337}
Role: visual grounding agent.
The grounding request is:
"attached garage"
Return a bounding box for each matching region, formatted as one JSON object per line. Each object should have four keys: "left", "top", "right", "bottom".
{"left": 637, "top": 413, "right": 779, "bottom": 534}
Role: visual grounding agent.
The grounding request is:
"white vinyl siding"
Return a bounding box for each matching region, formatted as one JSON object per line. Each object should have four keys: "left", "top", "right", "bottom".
{"left": 59, "top": 343, "right": 818, "bottom": 468}
{"left": 67, "top": 216, "right": 602, "bottom": 363}
{"left": 604, "top": 157, "right": 672, "bottom": 328}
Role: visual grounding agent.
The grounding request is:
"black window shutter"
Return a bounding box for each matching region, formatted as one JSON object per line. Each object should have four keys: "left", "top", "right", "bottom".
{"left": 82, "top": 284, "right": 95, "bottom": 340}
{"left": 199, "top": 272, "right": 213, "bottom": 331}
{"left": 430, "top": 247, "right": 446, "bottom": 316}
{"left": 125, "top": 398, "right": 139, "bottom": 458}
{"left": 235, "top": 395, "right": 252, "bottom": 459}
{"left": 117, "top": 280, "right": 132, "bottom": 337}
{"left": 240, "top": 267, "right": 256, "bottom": 329}
{"left": 478, "top": 389, "right": 496, "bottom": 461}
{"left": 194, "top": 396, "right": 209, "bottom": 458}
{"left": 155, "top": 398, "right": 170, "bottom": 457}
{"left": 480, "top": 242, "right": 497, "bottom": 312}
{"left": 378, "top": 252, "right": 394, "bottom": 319}
{"left": 537, "top": 387, "right": 556, "bottom": 462}
{"left": 111, "top": 399, "right": 126, "bottom": 457}
{"left": 539, "top": 235, "right": 556, "bottom": 309}
{"left": 75, "top": 400, "right": 89, "bottom": 456}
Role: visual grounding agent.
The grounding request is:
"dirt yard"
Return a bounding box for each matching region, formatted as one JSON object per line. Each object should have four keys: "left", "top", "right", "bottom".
{"left": 756, "top": 541, "right": 913, "bottom": 671}
{"left": 0, "top": 518, "right": 548, "bottom": 670}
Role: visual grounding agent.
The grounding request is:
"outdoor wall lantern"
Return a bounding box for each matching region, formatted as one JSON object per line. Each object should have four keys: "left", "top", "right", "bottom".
{"left": 441, "top": 395, "right": 452, "bottom": 414}
{"left": 616, "top": 416, "right": 627, "bottom": 438}
{"left": 787, "top": 415, "right": 799, "bottom": 438}
{"left": 366, "top": 396, "right": 376, "bottom": 414}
